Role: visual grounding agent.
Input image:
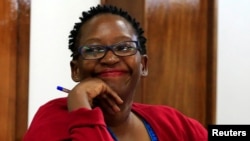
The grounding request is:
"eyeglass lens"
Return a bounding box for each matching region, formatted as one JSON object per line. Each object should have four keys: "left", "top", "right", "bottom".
{"left": 79, "top": 41, "right": 138, "bottom": 59}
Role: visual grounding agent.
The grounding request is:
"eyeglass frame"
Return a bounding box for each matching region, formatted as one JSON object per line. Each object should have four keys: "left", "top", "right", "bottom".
{"left": 74, "top": 40, "right": 142, "bottom": 60}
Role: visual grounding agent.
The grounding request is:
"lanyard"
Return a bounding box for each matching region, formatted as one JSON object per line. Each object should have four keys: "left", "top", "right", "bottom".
{"left": 107, "top": 127, "right": 118, "bottom": 141}
{"left": 142, "top": 119, "right": 158, "bottom": 141}
{"left": 107, "top": 119, "right": 158, "bottom": 141}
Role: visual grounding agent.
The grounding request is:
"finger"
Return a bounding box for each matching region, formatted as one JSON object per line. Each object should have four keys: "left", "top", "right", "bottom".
{"left": 85, "top": 80, "right": 123, "bottom": 105}
{"left": 95, "top": 94, "right": 121, "bottom": 113}
{"left": 106, "top": 94, "right": 121, "bottom": 112}
{"left": 95, "top": 96, "right": 118, "bottom": 115}
{"left": 103, "top": 85, "right": 123, "bottom": 104}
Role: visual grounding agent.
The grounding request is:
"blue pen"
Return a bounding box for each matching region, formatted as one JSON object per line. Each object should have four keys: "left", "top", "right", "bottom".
{"left": 57, "top": 86, "right": 70, "bottom": 93}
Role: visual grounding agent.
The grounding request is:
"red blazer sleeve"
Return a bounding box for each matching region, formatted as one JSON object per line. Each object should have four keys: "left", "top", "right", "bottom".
{"left": 22, "top": 98, "right": 114, "bottom": 141}
{"left": 68, "top": 108, "right": 114, "bottom": 140}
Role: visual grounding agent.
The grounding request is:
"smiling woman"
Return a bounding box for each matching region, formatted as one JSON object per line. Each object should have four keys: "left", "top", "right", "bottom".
{"left": 23, "top": 4, "right": 207, "bottom": 141}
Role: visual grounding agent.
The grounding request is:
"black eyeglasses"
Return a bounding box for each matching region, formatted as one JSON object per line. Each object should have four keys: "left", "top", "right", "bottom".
{"left": 77, "top": 41, "right": 140, "bottom": 60}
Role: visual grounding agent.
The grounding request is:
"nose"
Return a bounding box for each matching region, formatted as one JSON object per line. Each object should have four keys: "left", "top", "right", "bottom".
{"left": 100, "top": 50, "right": 120, "bottom": 65}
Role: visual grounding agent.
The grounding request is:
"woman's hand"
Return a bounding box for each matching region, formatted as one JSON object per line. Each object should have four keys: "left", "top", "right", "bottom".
{"left": 67, "top": 78, "right": 123, "bottom": 113}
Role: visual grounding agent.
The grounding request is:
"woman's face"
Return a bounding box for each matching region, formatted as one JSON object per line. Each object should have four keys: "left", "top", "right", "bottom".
{"left": 71, "top": 14, "right": 148, "bottom": 100}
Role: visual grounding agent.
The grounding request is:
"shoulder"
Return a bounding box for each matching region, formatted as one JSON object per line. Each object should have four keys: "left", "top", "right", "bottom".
{"left": 23, "top": 97, "right": 69, "bottom": 140}
{"left": 132, "top": 102, "right": 180, "bottom": 114}
{"left": 132, "top": 103, "right": 192, "bottom": 125}
{"left": 132, "top": 103, "right": 186, "bottom": 120}
{"left": 40, "top": 97, "right": 67, "bottom": 108}
{"left": 37, "top": 97, "right": 68, "bottom": 113}
{"left": 132, "top": 103, "right": 208, "bottom": 140}
{"left": 30, "top": 97, "right": 68, "bottom": 123}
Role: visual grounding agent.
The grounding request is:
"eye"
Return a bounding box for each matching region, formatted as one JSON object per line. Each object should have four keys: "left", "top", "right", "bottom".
{"left": 114, "top": 43, "right": 136, "bottom": 52}
{"left": 82, "top": 46, "right": 93, "bottom": 53}
{"left": 82, "top": 46, "right": 105, "bottom": 54}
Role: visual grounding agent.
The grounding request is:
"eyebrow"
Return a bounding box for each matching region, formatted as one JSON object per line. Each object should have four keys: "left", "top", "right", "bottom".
{"left": 81, "top": 36, "right": 135, "bottom": 46}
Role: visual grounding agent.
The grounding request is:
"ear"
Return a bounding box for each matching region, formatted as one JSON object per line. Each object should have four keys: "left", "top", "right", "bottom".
{"left": 140, "top": 55, "right": 148, "bottom": 77}
{"left": 70, "top": 60, "right": 81, "bottom": 82}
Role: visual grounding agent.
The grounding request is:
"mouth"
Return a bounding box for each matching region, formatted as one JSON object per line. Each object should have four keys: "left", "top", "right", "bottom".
{"left": 97, "top": 70, "right": 128, "bottom": 77}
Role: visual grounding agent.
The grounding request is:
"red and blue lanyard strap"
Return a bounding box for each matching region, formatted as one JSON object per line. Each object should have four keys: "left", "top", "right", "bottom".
{"left": 107, "top": 119, "right": 158, "bottom": 141}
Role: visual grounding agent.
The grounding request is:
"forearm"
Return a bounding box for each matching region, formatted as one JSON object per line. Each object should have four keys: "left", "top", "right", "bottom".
{"left": 23, "top": 101, "right": 114, "bottom": 141}
{"left": 68, "top": 107, "right": 114, "bottom": 141}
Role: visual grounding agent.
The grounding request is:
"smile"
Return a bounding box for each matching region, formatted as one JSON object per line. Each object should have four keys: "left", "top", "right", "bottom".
{"left": 98, "top": 71, "right": 127, "bottom": 77}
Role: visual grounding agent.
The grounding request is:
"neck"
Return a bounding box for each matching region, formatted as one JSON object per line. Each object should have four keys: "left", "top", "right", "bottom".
{"left": 107, "top": 111, "right": 135, "bottom": 137}
{"left": 105, "top": 100, "right": 133, "bottom": 126}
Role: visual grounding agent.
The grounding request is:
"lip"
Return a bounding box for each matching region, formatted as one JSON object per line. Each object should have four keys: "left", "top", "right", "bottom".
{"left": 96, "top": 69, "right": 128, "bottom": 77}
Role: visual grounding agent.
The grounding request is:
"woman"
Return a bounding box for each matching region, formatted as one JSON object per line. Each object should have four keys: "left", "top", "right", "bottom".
{"left": 23, "top": 5, "right": 207, "bottom": 141}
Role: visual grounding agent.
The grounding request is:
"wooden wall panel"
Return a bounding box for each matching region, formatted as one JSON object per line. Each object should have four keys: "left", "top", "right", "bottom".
{"left": 0, "top": 0, "right": 30, "bottom": 140}
{"left": 145, "top": 0, "right": 208, "bottom": 125}
{"left": 0, "top": 1, "right": 18, "bottom": 140}
{"left": 103, "top": 0, "right": 217, "bottom": 127}
{"left": 15, "top": 0, "right": 30, "bottom": 140}
{"left": 206, "top": 0, "right": 217, "bottom": 125}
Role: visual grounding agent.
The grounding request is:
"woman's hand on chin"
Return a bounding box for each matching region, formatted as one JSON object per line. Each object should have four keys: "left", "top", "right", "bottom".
{"left": 67, "top": 78, "right": 124, "bottom": 113}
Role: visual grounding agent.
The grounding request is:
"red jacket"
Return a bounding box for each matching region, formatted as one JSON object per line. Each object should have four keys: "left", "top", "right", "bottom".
{"left": 23, "top": 97, "right": 207, "bottom": 141}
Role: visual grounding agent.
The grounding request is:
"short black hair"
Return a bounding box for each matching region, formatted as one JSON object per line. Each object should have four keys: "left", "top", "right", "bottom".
{"left": 68, "top": 4, "right": 147, "bottom": 60}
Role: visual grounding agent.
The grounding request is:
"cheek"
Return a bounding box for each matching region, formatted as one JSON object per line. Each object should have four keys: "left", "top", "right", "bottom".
{"left": 79, "top": 61, "right": 97, "bottom": 78}
{"left": 130, "top": 54, "right": 142, "bottom": 75}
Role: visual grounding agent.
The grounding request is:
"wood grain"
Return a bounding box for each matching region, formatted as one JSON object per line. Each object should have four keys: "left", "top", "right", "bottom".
{"left": 15, "top": 0, "right": 30, "bottom": 140}
{"left": 103, "top": 0, "right": 217, "bottom": 127}
{"left": 0, "top": 0, "right": 18, "bottom": 140}
{"left": 0, "top": 0, "right": 30, "bottom": 140}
